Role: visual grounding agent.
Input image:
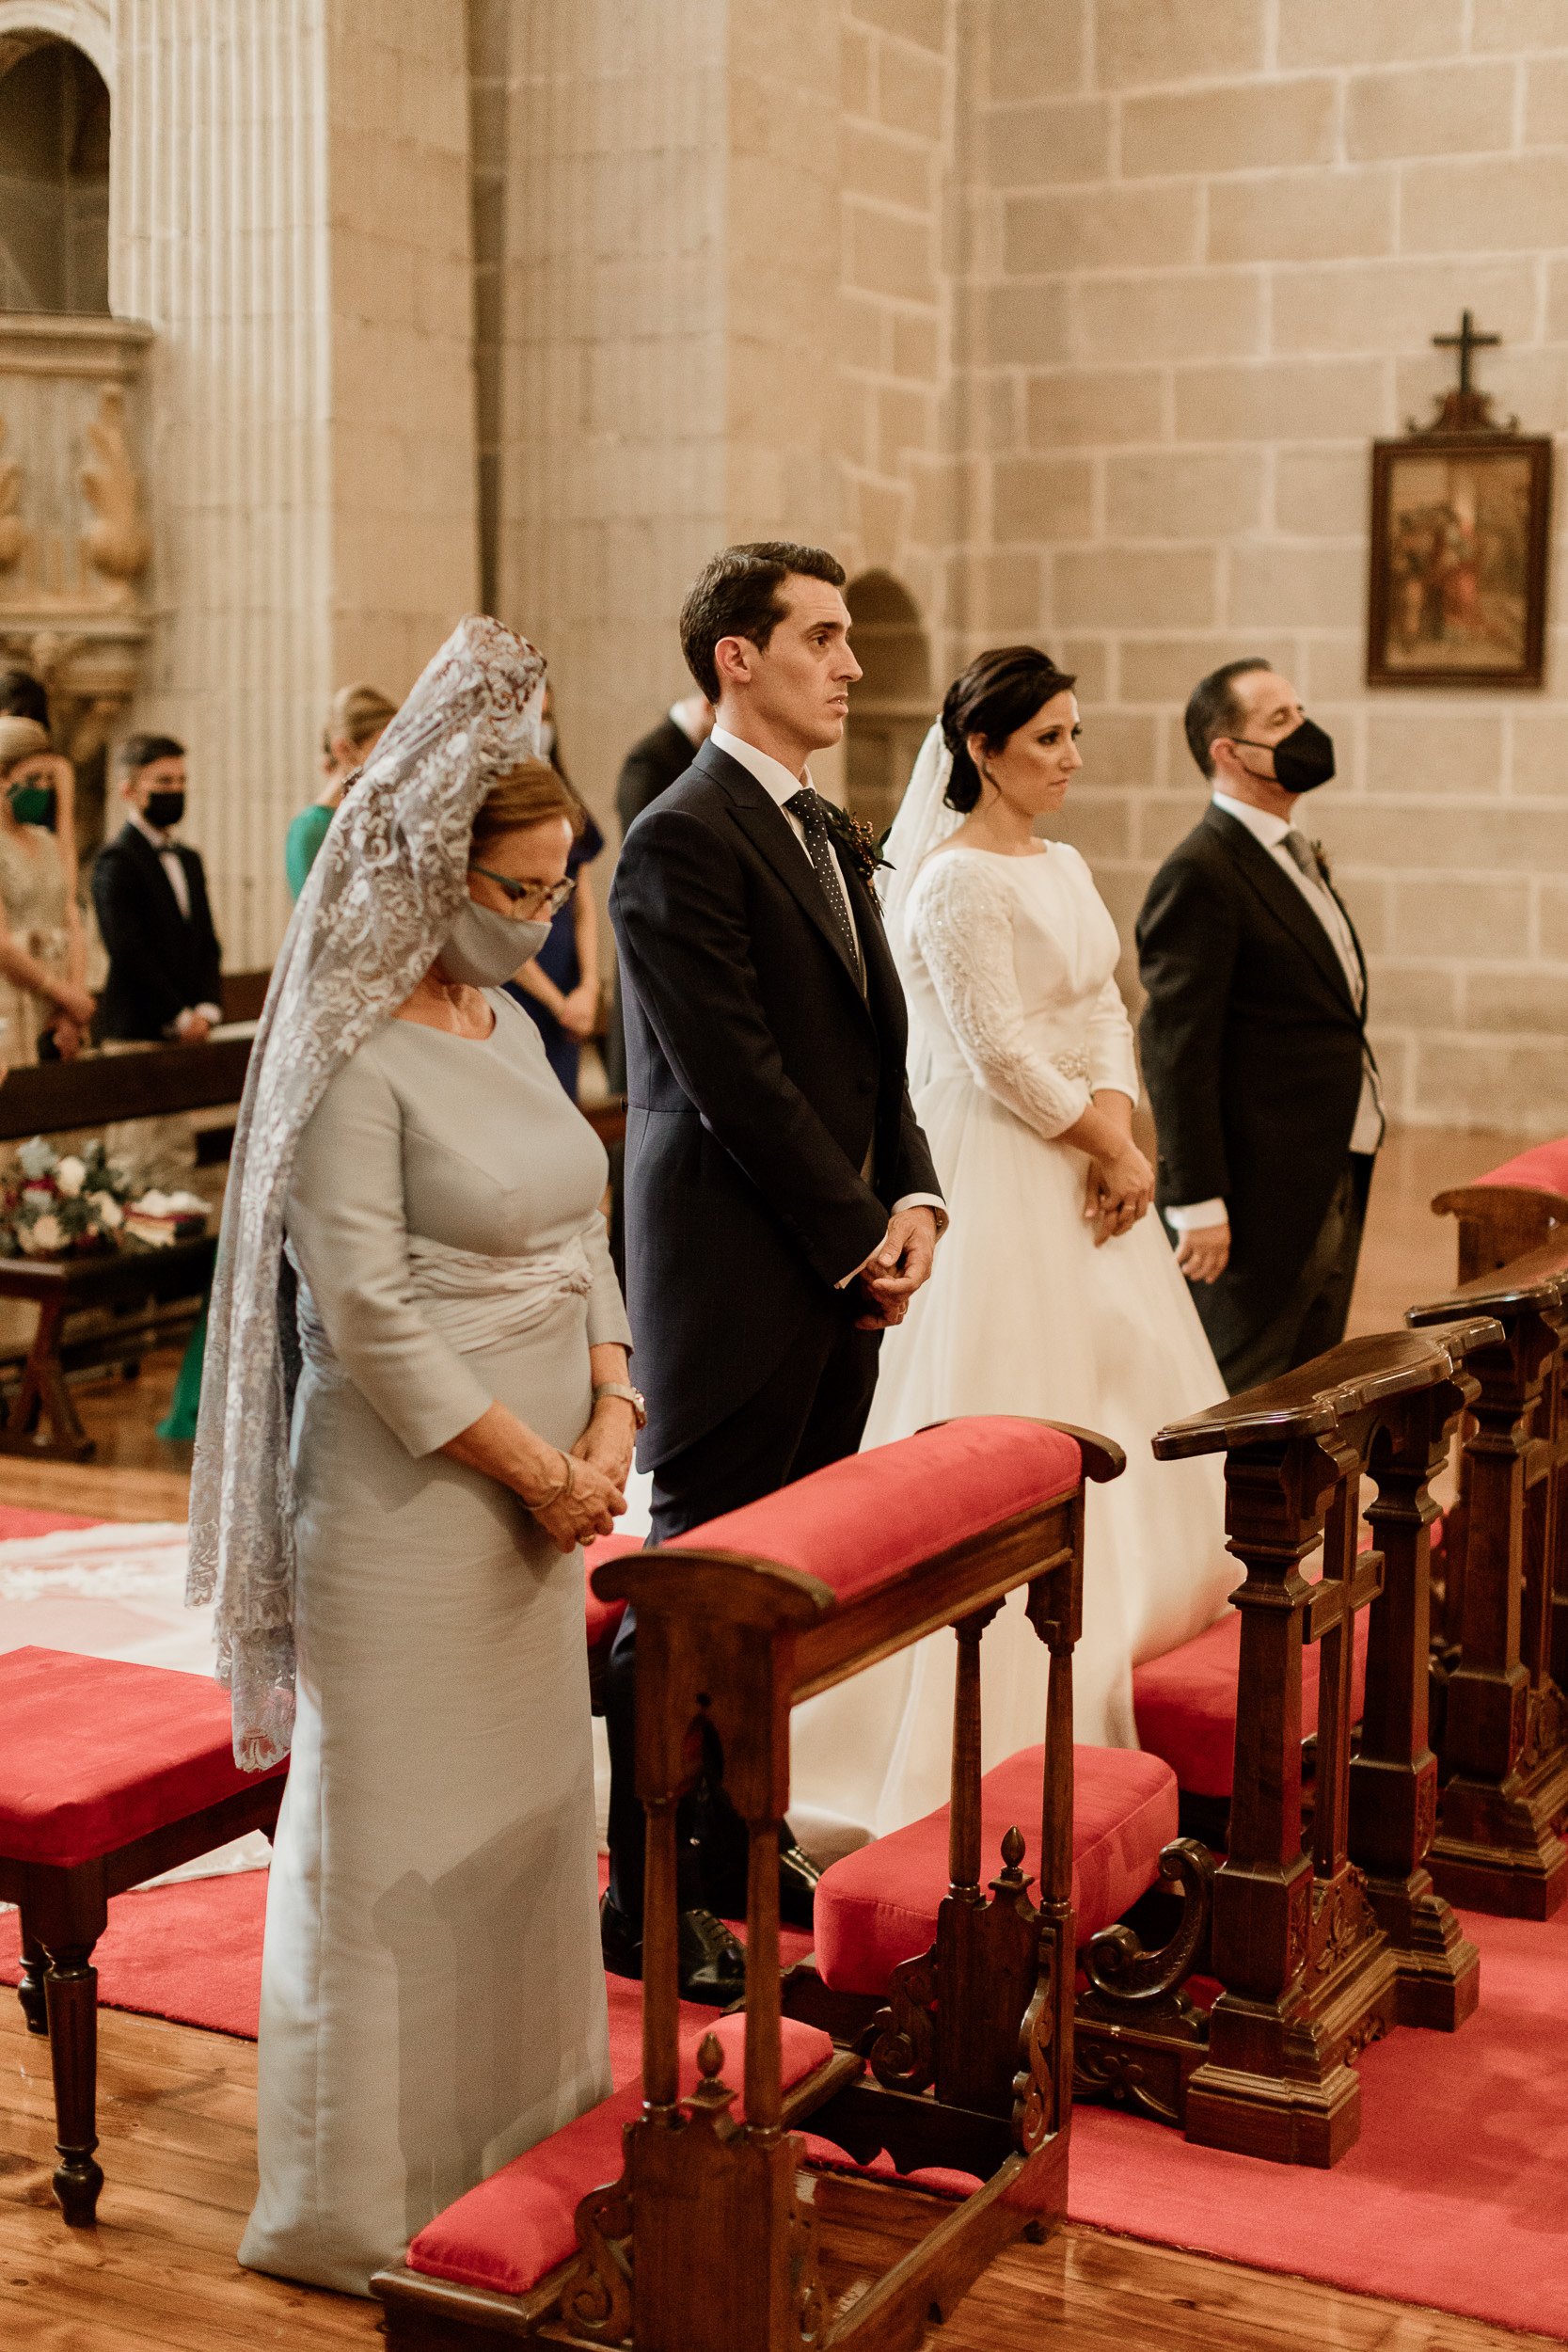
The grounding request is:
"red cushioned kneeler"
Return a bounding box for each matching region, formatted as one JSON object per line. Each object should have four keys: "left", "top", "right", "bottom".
{"left": 1132, "top": 1604, "right": 1371, "bottom": 1801}
{"left": 1475, "top": 1139, "right": 1568, "bottom": 1195}
{"left": 814, "top": 1743, "right": 1178, "bottom": 2000}
{"left": 668, "top": 1415, "right": 1083, "bottom": 1604}
{"left": 0, "top": 1646, "right": 283, "bottom": 1867}
{"left": 408, "top": 2012, "right": 835, "bottom": 2298}
{"left": 0, "top": 1646, "right": 286, "bottom": 2226}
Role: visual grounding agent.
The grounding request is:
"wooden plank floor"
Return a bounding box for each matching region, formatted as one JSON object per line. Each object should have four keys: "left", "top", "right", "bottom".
{"left": 0, "top": 1119, "right": 1556, "bottom": 2351}
{"left": 1, "top": 2000, "right": 1557, "bottom": 2352}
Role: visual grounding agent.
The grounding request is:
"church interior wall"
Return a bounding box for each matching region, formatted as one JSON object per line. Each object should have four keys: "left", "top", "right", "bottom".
{"left": 953, "top": 0, "right": 1568, "bottom": 1134}
{"left": 3, "top": 0, "right": 1560, "bottom": 1134}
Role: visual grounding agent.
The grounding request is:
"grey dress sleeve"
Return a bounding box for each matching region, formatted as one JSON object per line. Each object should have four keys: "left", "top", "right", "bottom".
{"left": 287, "top": 1047, "right": 496, "bottom": 1456}
{"left": 581, "top": 1207, "right": 633, "bottom": 1352}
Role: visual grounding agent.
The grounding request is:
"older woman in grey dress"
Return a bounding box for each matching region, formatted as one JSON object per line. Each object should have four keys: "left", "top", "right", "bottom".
{"left": 189, "top": 620, "right": 635, "bottom": 2295}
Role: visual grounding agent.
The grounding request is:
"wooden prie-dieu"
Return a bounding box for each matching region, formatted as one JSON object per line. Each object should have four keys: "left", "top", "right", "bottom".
{"left": 1407, "top": 1236, "right": 1568, "bottom": 1916}
{"left": 1078, "top": 1323, "right": 1497, "bottom": 2167}
{"left": 372, "top": 1413, "right": 1121, "bottom": 2352}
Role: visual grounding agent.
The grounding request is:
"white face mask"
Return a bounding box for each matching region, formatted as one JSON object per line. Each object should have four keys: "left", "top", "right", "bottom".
{"left": 437, "top": 899, "right": 551, "bottom": 989}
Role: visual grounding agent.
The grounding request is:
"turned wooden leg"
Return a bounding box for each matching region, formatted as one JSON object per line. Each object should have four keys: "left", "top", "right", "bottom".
{"left": 16, "top": 1927, "right": 49, "bottom": 2036}
{"left": 41, "top": 1943, "right": 103, "bottom": 2224}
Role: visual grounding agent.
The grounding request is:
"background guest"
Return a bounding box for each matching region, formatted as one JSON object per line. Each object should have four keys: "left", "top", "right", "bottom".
{"left": 0, "top": 716, "right": 93, "bottom": 1064}
{"left": 504, "top": 686, "right": 605, "bottom": 1098}
{"left": 285, "top": 682, "right": 397, "bottom": 899}
{"left": 603, "top": 691, "right": 714, "bottom": 1097}
{"left": 1136, "top": 660, "right": 1383, "bottom": 1393}
{"left": 93, "top": 732, "right": 224, "bottom": 1187}
{"left": 0, "top": 666, "right": 50, "bottom": 728}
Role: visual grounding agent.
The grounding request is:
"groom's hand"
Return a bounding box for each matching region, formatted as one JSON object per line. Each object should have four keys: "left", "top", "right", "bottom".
{"left": 853, "top": 1206, "right": 940, "bottom": 1327}
{"left": 1175, "top": 1222, "right": 1230, "bottom": 1284}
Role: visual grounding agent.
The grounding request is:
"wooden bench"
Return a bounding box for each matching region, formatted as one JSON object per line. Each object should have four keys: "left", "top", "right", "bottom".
{"left": 0, "top": 1645, "right": 286, "bottom": 2224}
{"left": 1406, "top": 1236, "right": 1568, "bottom": 1917}
{"left": 373, "top": 1412, "right": 1119, "bottom": 2352}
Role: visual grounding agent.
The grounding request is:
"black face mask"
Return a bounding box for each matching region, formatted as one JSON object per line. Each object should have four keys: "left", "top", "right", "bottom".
{"left": 1233, "top": 718, "right": 1336, "bottom": 795}
{"left": 143, "top": 789, "right": 185, "bottom": 831}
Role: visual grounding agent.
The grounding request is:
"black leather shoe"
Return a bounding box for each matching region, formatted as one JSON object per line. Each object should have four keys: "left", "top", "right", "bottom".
{"left": 599, "top": 1891, "right": 644, "bottom": 1982}
{"left": 598, "top": 1893, "right": 747, "bottom": 2007}
{"left": 778, "top": 1838, "right": 823, "bottom": 1931}
{"left": 675, "top": 1906, "right": 747, "bottom": 2006}
{"left": 701, "top": 1832, "right": 824, "bottom": 1931}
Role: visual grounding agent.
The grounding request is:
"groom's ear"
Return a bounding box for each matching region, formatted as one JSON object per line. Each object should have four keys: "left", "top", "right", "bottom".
{"left": 713, "top": 632, "right": 756, "bottom": 691}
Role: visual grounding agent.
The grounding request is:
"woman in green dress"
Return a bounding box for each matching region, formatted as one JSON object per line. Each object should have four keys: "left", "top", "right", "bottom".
{"left": 284, "top": 682, "right": 396, "bottom": 898}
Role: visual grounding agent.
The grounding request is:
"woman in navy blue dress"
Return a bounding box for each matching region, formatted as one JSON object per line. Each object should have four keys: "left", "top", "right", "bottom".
{"left": 504, "top": 692, "right": 604, "bottom": 1098}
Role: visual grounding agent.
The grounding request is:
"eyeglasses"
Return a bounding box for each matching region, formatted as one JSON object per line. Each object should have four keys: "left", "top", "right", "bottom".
{"left": 468, "top": 864, "right": 576, "bottom": 919}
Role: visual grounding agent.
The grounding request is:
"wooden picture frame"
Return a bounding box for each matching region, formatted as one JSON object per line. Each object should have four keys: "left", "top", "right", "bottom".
{"left": 1367, "top": 433, "right": 1553, "bottom": 690}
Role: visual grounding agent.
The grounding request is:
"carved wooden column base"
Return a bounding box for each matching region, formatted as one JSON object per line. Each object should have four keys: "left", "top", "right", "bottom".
{"left": 1359, "top": 1865, "right": 1481, "bottom": 2029}
{"left": 1428, "top": 1766, "right": 1568, "bottom": 1917}
{"left": 1183, "top": 2042, "right": 1363, "bottom": 2169}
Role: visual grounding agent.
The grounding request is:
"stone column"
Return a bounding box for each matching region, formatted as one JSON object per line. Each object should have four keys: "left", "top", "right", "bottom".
{"left": 111, "top": 0, "right": 477, "bottom": 966}
{"left": 492, "top": 0, "right": 847, "bottom": 824}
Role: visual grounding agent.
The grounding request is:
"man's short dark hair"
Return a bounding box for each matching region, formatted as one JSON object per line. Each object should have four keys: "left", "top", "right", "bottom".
{"left": 116, "top": 731, "right": 185, "bottom": 778}
{"left": 0, "top": 669, "right": 48, "bottom": 728}
{"left": 679, "top": 541, "right": 847, "bottom": 703}
{"left": 1183, "top": 658, "right": 1272, "bottom": 780}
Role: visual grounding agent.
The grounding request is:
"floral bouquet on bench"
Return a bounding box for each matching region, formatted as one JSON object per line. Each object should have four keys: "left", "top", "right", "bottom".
{"left": 0, "top": 1137, "right": 133, "bottom": 1259}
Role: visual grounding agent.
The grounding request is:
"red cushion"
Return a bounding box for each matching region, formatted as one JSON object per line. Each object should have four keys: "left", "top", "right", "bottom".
{"left": 583, "top": 1534, "right": 641, "bottom": 1658}
{"left": 1132, "top": 1604, "right": 1371, "bottom": 1800}
{"left": 0, "top": 1647, "right": 284, "bottom": 1868}
{"left": 669, "top": 1418, "right": 1082, "bottom": 1605}
{"left": 407, "top": 2011, "right": 834, "bottom": 2297}
{"left": 1475, "top": 1139, "right": 1568, "bottom": 1197}
{"left": 813, "top": 1743, "right": 1178, "bottom": 1999}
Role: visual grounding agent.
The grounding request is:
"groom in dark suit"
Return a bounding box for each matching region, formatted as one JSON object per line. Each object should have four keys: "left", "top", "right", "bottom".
{"left": 1136, "top": 660, "right": 1383, "bottom": 1395}
{"left": 607, "top": 541, "right": 944, "bottom": 1997}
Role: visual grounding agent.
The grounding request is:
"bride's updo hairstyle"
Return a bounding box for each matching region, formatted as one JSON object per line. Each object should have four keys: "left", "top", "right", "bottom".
{"left": 940, "top": 646, "right": 1076, "bottom": 812}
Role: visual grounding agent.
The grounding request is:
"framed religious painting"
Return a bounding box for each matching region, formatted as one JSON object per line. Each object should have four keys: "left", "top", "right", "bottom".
{"left": 1367, "top": 431, "right": 1553, "bottom": 689}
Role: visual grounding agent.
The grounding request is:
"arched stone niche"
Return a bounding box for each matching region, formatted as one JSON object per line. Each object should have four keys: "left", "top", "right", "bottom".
{"left": 0, "top": 15, "right": 149, "bottom": 853}
{"left": 846, "top": 570, "right": 934, "bottom": 836}
{"left": 0, "top": 25, "right": 109, "bottom": 313}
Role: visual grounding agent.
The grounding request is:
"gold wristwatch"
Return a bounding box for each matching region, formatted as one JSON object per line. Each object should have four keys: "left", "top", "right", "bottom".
{"left": 594, "top": 1380, "right": 647, "bottom": 1429}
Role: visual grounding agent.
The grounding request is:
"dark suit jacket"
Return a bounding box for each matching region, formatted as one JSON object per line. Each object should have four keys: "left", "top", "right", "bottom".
{"left": 604, "top": 717, "right": 703, "bottom": 1096}
{"left": 617, "top": 714, "right": 697, "bottom": 838}
{"left": 610, "top": 738, "right": 941, "bottom": 1467}
{"left": 91, "top": 822, "right": 223, "bottom": 1042}
{"left": 1135, "top": 803, "right": 1371, "bottom": 1359}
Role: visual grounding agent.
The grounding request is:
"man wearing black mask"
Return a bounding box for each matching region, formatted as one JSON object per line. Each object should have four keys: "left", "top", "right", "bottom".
{"left": 94, "top": 731, "right": 223, "bottom": 1048}
{"left": 1136, "top": 660, "right": 1383, "bottom": 1392}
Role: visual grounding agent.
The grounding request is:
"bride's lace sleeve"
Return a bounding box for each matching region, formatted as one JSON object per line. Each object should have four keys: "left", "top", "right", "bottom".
{"left": 910, "top": 855, "right": 1093, "bottom": 1141}
{"left": 1087, "top": 972, "right": 1140, "bottom": 1104}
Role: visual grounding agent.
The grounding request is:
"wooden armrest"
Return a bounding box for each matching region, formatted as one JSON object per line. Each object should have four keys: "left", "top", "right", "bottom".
{"left": 1153, "top": 1319, "right": 1503, "bottom": 1459}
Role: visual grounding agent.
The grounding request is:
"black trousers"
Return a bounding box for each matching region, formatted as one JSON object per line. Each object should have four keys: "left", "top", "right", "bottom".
{"left": 604, "top": 1308, "right": 881, "bottom": 1921}
{"left": 1215, "top": 1153, "right": 1375, "bottom": 1396}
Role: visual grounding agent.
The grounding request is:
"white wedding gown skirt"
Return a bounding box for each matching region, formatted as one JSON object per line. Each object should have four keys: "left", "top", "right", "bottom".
{"left": 790, "top": 844, "right": 1233, "bottom": 1851}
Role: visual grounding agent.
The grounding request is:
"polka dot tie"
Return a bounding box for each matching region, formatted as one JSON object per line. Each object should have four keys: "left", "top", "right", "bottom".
{"left": 785, "top": 787, "right": 859, "bottom": 968}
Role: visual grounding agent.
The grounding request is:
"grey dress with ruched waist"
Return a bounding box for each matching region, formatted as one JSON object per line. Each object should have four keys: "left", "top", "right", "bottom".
{"left": 239, "top": 990, "right": 627, "bottom": 2296}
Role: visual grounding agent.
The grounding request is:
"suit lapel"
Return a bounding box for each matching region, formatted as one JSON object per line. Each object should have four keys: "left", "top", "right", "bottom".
{"left": 700, "top": 741, "right": 868, "bottom": 1003}
{"left": 1204, "top": 804, "right": 1358, "bottom": 1019}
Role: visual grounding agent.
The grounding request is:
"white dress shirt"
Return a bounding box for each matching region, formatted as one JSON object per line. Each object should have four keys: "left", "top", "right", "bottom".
{"left": 1166, "top": 792, "right": 1385, "bottom": 1233}
{"left": 127, "top": 807, "right": 223, "bottom": 1030}
{"left": 707, "top": 723, "right": 946, "bottom": 1263}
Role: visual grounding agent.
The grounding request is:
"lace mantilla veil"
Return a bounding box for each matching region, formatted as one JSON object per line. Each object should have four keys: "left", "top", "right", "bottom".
{"left": 187, "top": 615, "right": 547, "bottom": 1768}
{"left": 878, "top": 720, "right": 960, "bottom": 1086}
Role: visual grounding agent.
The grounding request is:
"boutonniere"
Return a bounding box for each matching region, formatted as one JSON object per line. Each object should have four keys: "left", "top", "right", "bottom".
{"left": 819, "top": 799, "right": 890, "bottom": 889}
{"left": 1309, "top": 837, "right": 1333, "bottom": 884}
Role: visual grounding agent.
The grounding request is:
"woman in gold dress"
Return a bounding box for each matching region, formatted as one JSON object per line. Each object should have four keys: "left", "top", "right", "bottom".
{"left": 0, "top": 717, "right": 93, "bottom": 1064}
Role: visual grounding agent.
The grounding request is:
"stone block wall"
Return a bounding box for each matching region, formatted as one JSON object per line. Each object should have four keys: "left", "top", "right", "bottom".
{"left": 956, "top": 0, "right": 1568, "bottom": 1132}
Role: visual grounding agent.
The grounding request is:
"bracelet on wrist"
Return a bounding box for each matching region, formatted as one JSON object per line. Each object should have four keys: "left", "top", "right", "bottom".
{"left": 528, "top": 1451, "right": 575, "bottom": 1512}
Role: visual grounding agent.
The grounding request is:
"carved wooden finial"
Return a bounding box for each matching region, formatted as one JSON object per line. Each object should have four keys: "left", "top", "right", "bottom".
{"left": 696, "top": 2031, "right": 724, "bottom": 2082}
{"left": 1000, "top": 1825, "right": 1025, "bottom": 1869}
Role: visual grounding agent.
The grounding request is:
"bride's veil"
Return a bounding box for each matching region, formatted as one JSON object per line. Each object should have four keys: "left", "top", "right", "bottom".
{"left": 878, "top": 718, "right": 960, "bottom": 1087}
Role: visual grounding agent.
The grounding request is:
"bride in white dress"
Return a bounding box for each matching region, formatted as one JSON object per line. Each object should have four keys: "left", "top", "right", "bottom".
{"left": 791, "top": 647, "right": 1233, "bottom": 1851}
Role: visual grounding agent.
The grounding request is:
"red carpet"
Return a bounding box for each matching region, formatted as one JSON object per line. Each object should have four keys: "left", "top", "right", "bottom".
{"left": 4, "top": 1883, "right": 1565, "bottom": 2338}
{"left": 0, "top": 1504, "right": 103, "bottom": 1540}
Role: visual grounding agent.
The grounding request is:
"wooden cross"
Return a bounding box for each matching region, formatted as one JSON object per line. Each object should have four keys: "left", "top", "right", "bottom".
{"left": 1433, "top": 310, "right": 1500, "bottom": 397}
